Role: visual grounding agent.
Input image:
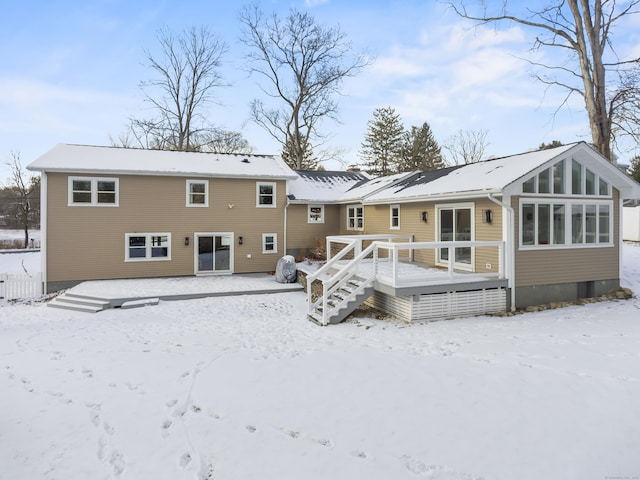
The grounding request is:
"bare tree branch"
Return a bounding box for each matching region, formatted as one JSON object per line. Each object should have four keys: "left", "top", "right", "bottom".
{"left": 239, "top": 4, "right": 371, "bottom": 169}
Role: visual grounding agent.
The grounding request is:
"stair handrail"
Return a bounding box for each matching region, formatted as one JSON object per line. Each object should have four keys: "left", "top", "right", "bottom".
{"left": 314, "top": 241, "right": 380, "bottom": 325}
{"left": 306, "top": 238, "right": 358, "bottom": 312}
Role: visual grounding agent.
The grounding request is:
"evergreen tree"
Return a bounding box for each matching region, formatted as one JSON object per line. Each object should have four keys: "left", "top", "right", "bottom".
{"left": 360, "top": 107, "right": 404, "bottom": 176}
{"left": 400, "top": 122, "right": 445, "bottom": 172}
{"left": 282, "top": 138, "right": 318, "bottom": 170}
{"left": 538, "top": 140, "right": 563, "bottom": 150}
{"left": 628, "top": 155, "right": 640, "bottom": 183}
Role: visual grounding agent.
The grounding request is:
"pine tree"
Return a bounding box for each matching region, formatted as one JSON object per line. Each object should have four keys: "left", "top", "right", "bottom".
{"left": 282, "top": 138, "right": 318, "bottom": 170}
{"left": 400, "top": 122, "right": 445, "bottom": 172}
{"left": 359, "top": 107, "right": 404, "bottom": 176}
{"left": 538, "top": 140, "right": 563, "bottom": 150}
{"left": 628, "top": 156, "right": 640, "bottom": 183}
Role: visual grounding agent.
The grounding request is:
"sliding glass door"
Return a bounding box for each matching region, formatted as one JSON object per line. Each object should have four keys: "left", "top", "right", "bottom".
{"left": 438, "top": 206, "right": 472, "bottom": 269}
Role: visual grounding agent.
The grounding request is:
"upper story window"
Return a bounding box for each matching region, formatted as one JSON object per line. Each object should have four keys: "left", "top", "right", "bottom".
{"left": 522, "top": 158, "right": 609, "bottom": 198}
{"left": 186, "top": 180, "right": 208, "bottom": 207}
{"left": 390, "top": 204, "right": 400, "bottom": 229}
{"left": 125, "top": 233, "right": 171, "bottom": 261}
{"left": 308, "top": 204, "right": 324, "bottom": 223}
{"left": 257, "top": 182, "right": 276, "bottom": 208}
{"left": 347, "top": 205, "right": 364, "bottom": 231}
{"left": 69, "top": 176, "right": 118, "bottom": 206}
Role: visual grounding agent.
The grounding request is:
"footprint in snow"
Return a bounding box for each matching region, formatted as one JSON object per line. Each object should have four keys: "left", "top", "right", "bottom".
{"left": 246, "top": 425, "right": 257, "bottom": 433}
{"left": 179, "top": 452, "right": 192, "bottom": 467}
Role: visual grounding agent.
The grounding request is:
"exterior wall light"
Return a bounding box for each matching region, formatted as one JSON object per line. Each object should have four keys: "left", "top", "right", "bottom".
{"left": 421, "top": 211, "right": 428, "bottom": 223}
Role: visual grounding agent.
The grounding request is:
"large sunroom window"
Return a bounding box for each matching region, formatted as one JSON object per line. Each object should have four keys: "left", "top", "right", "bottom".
{"left": 522, "top": 158, "right": 609, "bottom": 197}
{"left": 521, "top": 201, "right": 611, "bottom": 248}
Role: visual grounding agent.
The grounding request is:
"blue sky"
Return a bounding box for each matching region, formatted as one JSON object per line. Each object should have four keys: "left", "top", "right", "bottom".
{"left": 1, "top": 0, "right": 639, "bottom": 181}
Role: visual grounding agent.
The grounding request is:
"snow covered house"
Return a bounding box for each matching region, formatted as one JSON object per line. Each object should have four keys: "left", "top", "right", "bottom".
{"left": 28, "top": 144, "right": 297, "bottom": 293}
{"left": 28, "top": 141, "right": 640, "bottom": 324}
{"left": 295, "top": 142, "right": 640, "bottom": 324}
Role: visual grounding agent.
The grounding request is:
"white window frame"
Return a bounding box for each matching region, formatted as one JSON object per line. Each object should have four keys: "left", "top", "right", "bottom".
{"left": 347, "top": 204, "right": 364, "bottom": 231}
{"left": 125, "top": 233, "right": 171, "bottom": 262}
{"left": 435, "top": 202, "right": 475, "bottom": 271}
{"left": 520, "top": 158, "right": 611, "bottom": 199}
{"left": 307, "top": 204, "right": 324, "bottom": 224}
{"left": 186, "top": 179, "right": 209, "bottom": 207}
{"left": 262, "top": 233, "right": 278, "bottom": 254}
{"left": 518, "top": 198, "right": 614, "bottom": 250}
{"left": 256, "top": 182, "right": 276, "bottom": 208}
{"left": 68, "top": 176, "right": 119, "bottom": 206}
{"left": 390, "top": 204, "right": 400, "bottom": 229}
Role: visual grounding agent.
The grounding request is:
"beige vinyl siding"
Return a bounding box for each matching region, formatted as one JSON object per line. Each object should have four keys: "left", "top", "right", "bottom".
{"left": 337, "top": 199, "right": 503, "bottom": 272}
{"left": 286, "top": 204, "right": 340, "bottom": 257}
{"left": 46, "top": 173, "right": 287, "bottom": 283}
{"left": 512, "top": 189, "right": 620, "bottom": 287}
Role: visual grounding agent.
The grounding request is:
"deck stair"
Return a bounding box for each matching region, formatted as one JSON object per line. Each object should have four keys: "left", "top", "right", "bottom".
{"left": 48, "top": 292, "right": 111, "bottom": 313}
{"left": 306, "top": 240, "right": 378, "bottom": 326}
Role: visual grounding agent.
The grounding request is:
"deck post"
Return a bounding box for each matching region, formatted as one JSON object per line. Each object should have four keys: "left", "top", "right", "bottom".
{"left": 392, "top": 246, "right": 398, "bottom": 286}
{"left": 448, "top": 247, "right": 454, "bottom": 281}
{"left": 326, "top": 238, "right": 331, "bottom": 262}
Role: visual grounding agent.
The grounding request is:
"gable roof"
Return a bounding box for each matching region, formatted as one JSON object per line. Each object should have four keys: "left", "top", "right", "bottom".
{"left": 288, "top": 170, "right": 371, "bottom": 203}
{"left": 27, "top": 144, "right": 297, "bottom": 180}
{"left": 364, "top": 142, "right": 640, "bottom": 203}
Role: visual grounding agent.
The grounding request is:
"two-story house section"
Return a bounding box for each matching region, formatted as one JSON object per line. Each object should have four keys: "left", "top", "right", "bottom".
{"left": 28, "top": 144, "right": 297, "bottom": 293}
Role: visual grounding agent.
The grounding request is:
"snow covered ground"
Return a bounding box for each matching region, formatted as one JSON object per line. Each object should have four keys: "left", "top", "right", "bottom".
{"left": 1, "top": 244, "right": 640, "bottom": 480}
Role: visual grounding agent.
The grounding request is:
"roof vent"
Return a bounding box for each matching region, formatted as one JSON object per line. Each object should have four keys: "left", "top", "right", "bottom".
{"left": 242, "top": 158, "right": 250, "bottom": 163}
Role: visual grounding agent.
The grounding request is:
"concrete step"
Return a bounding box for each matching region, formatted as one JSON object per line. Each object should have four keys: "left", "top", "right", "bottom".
{"left": 47, "top": 292, "right": 112, "bottom": 313}
{"left": 48, "top": 297, "right": 104, "bottom": 313}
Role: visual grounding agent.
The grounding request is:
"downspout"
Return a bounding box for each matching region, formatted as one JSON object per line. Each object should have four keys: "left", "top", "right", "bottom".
{"left": 40, "top": 172, "right": 47, "bottom": 294}
{"left": 488, "top": 193, "right": 515, "bottom": 311}
{"left": 284, "top": 194, "right": 290, "bottom": 258}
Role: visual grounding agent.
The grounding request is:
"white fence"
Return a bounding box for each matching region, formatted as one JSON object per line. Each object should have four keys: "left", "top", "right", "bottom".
{"left": 0, "top": 272, "right": 43, "bottom": 300}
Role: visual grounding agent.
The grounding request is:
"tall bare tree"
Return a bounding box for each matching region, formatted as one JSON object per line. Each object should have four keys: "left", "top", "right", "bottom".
{"left": 450, "top": 1, "right": 640, "bottom": 161}
{"left": 3, "top": 151, "right": 40, "bottom": 248}
{"left": 444, "top": 129, "right": 489, "bottom": 165}
{"left": 126, "top": 26, "right": 229, "bottom": 151}
{"left": 239, "top": 4, "right": 369, "bottom": 169}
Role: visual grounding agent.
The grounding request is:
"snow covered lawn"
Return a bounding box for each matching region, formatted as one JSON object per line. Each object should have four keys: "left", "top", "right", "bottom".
{"left": 1, "top": 245, "right": 640, "bottom": 480}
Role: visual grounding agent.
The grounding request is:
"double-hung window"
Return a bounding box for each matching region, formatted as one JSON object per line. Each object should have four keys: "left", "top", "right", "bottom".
{"left": 186, "top": 180, "right": 208, "bottom": 207}
{"left": 390, "top": 204, "right": 400, "bottom": 229}
{"left": 308, "top": 205, "right": 324, "bottom": 223}
{"left": 347, "top": 205, "right": 364, "bottom": 230}
{"left": 257, "top": 182, "right": 276, "bottom": 207}
{"left": 69, "top": 176, "right": 118, "bottom": 206}
{"left": 125, "top": 233, "right": 171, "bottom": 261}
{"left": 262, "top": 233, "right": 277, "bottom": 254}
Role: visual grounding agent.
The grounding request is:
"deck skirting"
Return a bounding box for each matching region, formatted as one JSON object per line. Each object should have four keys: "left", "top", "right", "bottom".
{"left": 366, "top": 287, "right": 507, "bottom": 322}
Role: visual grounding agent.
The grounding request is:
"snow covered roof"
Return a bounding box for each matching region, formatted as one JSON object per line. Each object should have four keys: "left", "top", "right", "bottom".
{"left": 364, "top": 143, "right": 578, "bottom": 203}
{"left": 27, "top": 144, "right": 297, "bottom": 180}
{"left": 287, "top": 170, "right": 371, "bottom": 203}
{"left": 340, "top": 171, "right": 415, "bottom": 203}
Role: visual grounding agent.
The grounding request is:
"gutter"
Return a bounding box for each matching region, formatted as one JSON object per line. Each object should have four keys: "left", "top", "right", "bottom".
{"left": 488, "top": 193, "right": 515, "bottom": 311}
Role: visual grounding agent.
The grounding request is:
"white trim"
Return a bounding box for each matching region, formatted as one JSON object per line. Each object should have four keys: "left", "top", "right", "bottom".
{"left": 346, "top": 204, "right": 364, "bottom": 231}
{"left": 68, "top": 176, "right": 119, "bottom": 206}
{"left": 619, "top": 198, "right": 624, "bottom": 280}
{"left": 518, "top": 198, "right": 614, "bottom": 250}
{"left": 435, "top": 202, "right": 475, "bottom": 272}
{"left": 262, "top": 233, "right": 278, "bottom": 254}
{"left": 185, "top": 179, "right": 209, "bottom": 207}
{"left": 488, "top": 193, "right": 515, "bottom": 311}
{"left": 307, "top": 204, "right": 325, "bottom": 223}
{"left": 389, "top": 204, "right": 400, "bottom": 230}
{"left": 125, "top": 233, "right": 171, "bottom": 262}
{"left": 256, "top": 182, "right": 276, "bottom": 208}
{"left": 194, "top": 232, "right": 234, "bottom": 274}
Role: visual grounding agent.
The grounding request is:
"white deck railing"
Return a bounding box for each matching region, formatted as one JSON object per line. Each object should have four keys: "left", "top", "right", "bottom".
{"left": 306, "top": 238, "right": 506, "bottom": 324}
